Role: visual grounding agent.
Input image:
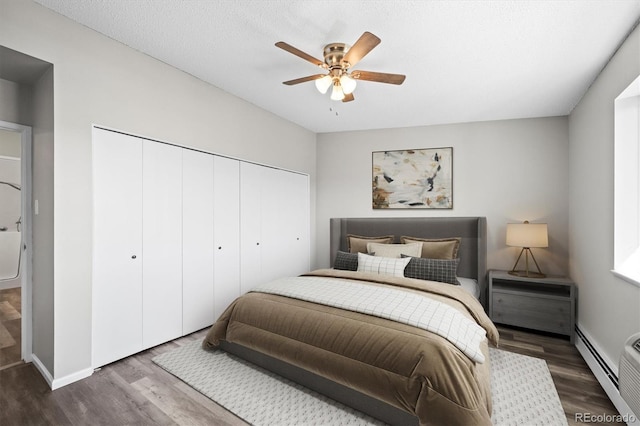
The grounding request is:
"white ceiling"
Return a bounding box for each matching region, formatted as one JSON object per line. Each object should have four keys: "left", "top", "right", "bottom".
{"left": 34, "top": 0, "right": 640, "bottom": 133}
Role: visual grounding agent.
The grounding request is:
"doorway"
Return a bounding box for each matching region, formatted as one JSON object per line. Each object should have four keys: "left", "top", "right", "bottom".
{"left": 0, "top": 122, "right": 32, "bottom": 369}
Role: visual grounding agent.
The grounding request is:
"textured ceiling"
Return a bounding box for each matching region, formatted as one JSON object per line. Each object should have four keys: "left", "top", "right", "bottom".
{"left": 34, "top": 0, "right": 640, "bottom": 133}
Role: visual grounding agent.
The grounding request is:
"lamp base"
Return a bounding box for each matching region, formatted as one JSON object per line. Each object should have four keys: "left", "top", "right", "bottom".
{"left": 509, "top": 247, "right": 546, "bottom": 279}
{"left": 508, "top": 270, "right": 546, "bottom": 279}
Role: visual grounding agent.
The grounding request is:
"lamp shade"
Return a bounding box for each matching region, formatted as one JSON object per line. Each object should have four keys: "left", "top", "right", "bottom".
{"left": 340, "top": 74, "right": 357, "bottom": 94}
{"left": 330, "top": 82, "right": 345, "bottom": 100}
{"left": 315, "top": 75, "right": 332, "bottom": 94}
{"left": 506, "top": 222, "right": 548, "bottom": 248}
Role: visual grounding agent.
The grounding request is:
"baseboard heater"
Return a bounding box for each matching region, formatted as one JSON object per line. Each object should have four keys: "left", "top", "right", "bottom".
{"left": 575, "top": 326, "right": 640, "bottom": 425}
{"left": 575, "top": 326, "right": 619, "bottom": 388}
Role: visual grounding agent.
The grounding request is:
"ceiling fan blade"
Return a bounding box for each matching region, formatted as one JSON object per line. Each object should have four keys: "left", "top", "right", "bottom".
{"left": 351, "top": 70, "right": 406, "bottom": 85}
{"left": 342, "top": 32, "right": 381, "bottom": 67}
{"left": 342, "top": 93, "right": 355, "bottom": 103}
{"left": 275, "top": 41, "right": 325, "bottom": 68}
{"left": 282, "top": 74, "right": 326, "bottom": 85}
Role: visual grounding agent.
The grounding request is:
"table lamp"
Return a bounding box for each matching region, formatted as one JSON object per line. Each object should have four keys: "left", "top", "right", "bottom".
{"left": 506, "top": 221, "right": 548, "bottom": 278}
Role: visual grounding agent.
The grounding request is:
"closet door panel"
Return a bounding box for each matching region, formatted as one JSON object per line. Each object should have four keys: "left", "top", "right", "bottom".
{"left": 262, "top": 169, "right": 310, "bottom": 280}
{"left": 142, "top": 141, "right": 183, "bottom": 349}
{"left": 240, "top": 162, "right": 263, "bottom": 294}
{"left": 213, "top": 156, "right": 241, "bottom": 319}
{"left": 260, "top": 167, "right": 289, "bottom": 282}
{"left": 285, "top": 172, "right": 310, "bottom": 276}
{"left": 182, "top": 149, "right": 215, "bottom": 334}
{"left": 240, "top": 166, "right": 310, "bottom": 286}
{"left": 92, "top": 128, "right": 143, "bottom": 367}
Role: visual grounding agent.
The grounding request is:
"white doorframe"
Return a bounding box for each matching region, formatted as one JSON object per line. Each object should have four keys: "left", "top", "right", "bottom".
{"left": 0, "top": 120, "right": 33, "bottom": 363}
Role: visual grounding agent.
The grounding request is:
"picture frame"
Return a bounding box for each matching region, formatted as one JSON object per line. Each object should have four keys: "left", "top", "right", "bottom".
{"left": 372, "top": 147, "right": 453, "bottom": 209}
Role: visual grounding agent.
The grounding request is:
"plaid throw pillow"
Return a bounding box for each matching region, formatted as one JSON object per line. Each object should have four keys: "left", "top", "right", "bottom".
{"left": 333, "top": 251, "right": 358, "bottom": 271}
{"left": 357, "top": 253, "right": 411, "bottom": 278}
{"left": 402, "top": 255, "right": 461, "bottom": 285}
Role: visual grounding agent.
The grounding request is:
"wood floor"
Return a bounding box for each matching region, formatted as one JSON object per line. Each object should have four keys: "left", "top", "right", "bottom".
{"left": 0, "top": 324, "right": 626, "bottom": 425}
{"left": 0, "top": 287, "right": 21, "bottom": 370}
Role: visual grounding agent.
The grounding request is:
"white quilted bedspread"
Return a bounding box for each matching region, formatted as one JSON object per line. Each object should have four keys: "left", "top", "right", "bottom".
{"left": 252, "top": 276, "right": 488, "bottom": 363}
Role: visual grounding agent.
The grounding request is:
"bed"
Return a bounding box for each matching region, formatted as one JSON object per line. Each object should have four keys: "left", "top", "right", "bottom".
{"left": 203, "top": 217, "right": 498, "bottom": 426}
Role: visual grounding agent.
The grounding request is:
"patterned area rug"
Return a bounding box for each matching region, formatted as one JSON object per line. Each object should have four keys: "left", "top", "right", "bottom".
{"left": 153, "top": 340, "right": 568, "bottom": 426}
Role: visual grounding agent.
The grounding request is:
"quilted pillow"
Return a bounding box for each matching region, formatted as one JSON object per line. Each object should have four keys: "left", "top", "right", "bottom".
{"left": 402, "top": 255, "right": 461, "bottom": 285}
{"left": 347, "top": 234, "right": 394, "bottom": 253}
{"left": 333, "top": 251, "right": 358, "bottom": 271}
{"left": 400, "top": 236, "right": 461, "bottom": 259}
{"left": 357, "top": 252, "right": 411, "bottom": 278}
{"left": 367, "top": 242, "right": 423, "bottom": 258}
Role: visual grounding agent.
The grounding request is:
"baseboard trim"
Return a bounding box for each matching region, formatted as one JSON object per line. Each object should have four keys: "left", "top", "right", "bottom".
{"left": 30, "top": 353, "right": 53, "bottom": 388}
{"left": 575, "top": 325, "right": 639, "bottom": 425}
{"left": 51, "top": 366, "right": 93, "bottom": 390}
{"left": 30, "top": 353, "right": 93, "bottom": 390}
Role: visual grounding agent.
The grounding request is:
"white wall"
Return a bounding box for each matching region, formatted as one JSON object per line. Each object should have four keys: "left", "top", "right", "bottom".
{"left": 0, "top": 0, "right": 316, "bottom": 383}
{"left": 568, "top": 22, "right": 640, "bottom": 368}
{"left": 31, "top": 65, "right": 55, "bottom": 374}
{"left": 0, "top": 77, "right": 31, "bottom": 124}
{"left": 316, "top": 116, "right": 570, "bottom": 276}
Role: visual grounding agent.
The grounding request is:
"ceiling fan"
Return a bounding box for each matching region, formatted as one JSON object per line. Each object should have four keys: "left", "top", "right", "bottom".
{"left": 275, "top": 31, "right": 406, "bottom": 103}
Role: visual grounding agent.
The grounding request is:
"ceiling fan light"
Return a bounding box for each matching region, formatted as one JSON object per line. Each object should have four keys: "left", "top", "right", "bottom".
{"left": 330, "top": 82, "right": 345, "bottom": 101}
{"left": 315, "top": 75, "right": 332, "bottom": 94}
{"left": 340, "top": 74, "right": 357, "bottom": 94}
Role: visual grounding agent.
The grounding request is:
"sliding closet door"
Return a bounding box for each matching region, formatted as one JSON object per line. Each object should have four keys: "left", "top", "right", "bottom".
{"left": 93, "top": 128, "right": 309, "bottom": 366}
{"left": 240, "top": 162, "right": 263, "bottom": 294}
{"left": 241, "top": 166, "right": 310, "bottom": 286}
{"left": 283, "top": 171, "right": 310, "bottom": 276}
{"left": 258, "top": 169, "right": 310, "bottom": 281}
{"left": 92, "top": 128, "right": 143, "bottom": 367}
{"left": 259, "top": 167, "right": 289, "bottom": 282}
{"left": 142, "top": 141, "right": 183, "bottom": 349}
{"left": 182, "top": 149, "right": 215, "bottom": 334}
{"left": 213, "top": 156, "right": 241, "bottom": 319}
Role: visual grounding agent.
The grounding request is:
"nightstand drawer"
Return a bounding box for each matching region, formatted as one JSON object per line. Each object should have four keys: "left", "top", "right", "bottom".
{"left": 492, "top": 292, "right": 571, "bottom": 335}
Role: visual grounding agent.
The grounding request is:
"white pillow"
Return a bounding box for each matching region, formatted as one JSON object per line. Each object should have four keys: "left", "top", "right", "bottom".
{"left": 367, "top": 242, "right": 423, "bottom": 258}
{"left": 357, "top": 252, "right": 411, "bottom": 277}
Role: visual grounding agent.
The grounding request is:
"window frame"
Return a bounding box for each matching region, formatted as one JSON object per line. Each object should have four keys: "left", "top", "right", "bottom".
{"left": 612, "top": 75, "right": 640, "bottom": 288}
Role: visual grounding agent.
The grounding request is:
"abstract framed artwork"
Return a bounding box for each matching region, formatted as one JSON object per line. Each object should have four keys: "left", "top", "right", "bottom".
{"left": 372, "top": 147, "right": 453, "bottom": 209}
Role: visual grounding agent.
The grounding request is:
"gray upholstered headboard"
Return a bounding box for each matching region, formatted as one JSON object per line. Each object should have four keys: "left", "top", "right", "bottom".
{"left": 329, "top": 217, "right": 488, "bottom": 308}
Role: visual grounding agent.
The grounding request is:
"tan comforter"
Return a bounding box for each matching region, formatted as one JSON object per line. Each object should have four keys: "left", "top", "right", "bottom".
{"left": 203, "top": 269, "right": 499, "bottom": 426}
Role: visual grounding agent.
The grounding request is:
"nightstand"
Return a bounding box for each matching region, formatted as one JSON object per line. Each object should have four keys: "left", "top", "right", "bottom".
{"left": 489, "top": 270, "right": 576, "bottom": 343}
